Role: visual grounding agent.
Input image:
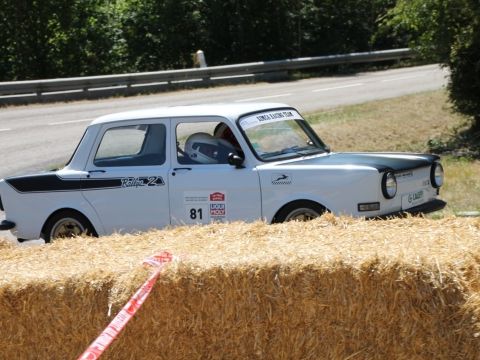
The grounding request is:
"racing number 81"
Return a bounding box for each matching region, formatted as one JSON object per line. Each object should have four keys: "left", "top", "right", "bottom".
{"left": 190, "top": 208, "right": 203, "bottom": 220}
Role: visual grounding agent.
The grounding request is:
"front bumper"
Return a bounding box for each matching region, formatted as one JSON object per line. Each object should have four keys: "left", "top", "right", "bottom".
{"left": 370, "top": 199, "right": 447, "bottom": 219}
{"left": 0, "top": 220, "right": 16, "bottom": 231}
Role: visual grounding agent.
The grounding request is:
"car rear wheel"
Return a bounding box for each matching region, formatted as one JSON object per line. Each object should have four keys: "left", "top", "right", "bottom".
{"left": 42, "top": 210, "right": 96, "bottom": 243}
{"left": 274, "top": 200, "right": 325, "bottom": 223}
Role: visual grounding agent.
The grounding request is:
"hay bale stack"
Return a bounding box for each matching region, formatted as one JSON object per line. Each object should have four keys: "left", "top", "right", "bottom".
{"left": 1, "top": 215, "right": 480, "bottom": 359}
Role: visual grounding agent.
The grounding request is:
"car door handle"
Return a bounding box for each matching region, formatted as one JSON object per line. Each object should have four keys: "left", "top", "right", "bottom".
{"left": 173, "top": 167, "right": 192, "bottom": 171}
{"left": 172, "top": 167, "right": 191, "bottom": 176}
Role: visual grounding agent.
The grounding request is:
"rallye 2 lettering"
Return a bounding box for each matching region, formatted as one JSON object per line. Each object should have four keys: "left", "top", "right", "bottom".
{"left": 121, "top": 176, "right": 165, "bottom": 188}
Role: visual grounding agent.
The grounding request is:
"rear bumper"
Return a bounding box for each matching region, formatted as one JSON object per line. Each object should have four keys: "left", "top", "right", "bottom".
{"left": 371, "top": 199, "right": 447, "bottom": 219}
{"left": 0, "top": 220, "right": 16, "bottom": 230}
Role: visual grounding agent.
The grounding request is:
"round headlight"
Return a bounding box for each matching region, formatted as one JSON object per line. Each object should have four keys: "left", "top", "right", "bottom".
{"left": 382, "top": 172, "right": 397, "bottom": 199}
{"left": 430, "top": 162, "right": 444, "bottom": 188}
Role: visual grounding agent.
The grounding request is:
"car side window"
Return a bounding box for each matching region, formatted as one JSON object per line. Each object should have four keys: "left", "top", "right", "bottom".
{"left": 94, "top": 124, "right": 166, "bottom": 167}
{"left": 176, "top": 121, "right": 242, "bottom": 165}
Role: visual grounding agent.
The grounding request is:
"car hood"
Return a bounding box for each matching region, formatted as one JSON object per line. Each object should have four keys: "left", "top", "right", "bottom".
{"left": 277, "top": 152, "right": 439, "bottom": 172}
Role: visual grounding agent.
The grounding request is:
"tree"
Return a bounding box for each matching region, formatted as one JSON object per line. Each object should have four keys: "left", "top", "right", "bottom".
{"left": 120, "top": 0, "right": 202, "bottom": 71}
{"left": 0, "top": 0, "right": 121, "bottom": 81}
{"left": 386, "top": 0, "right": 480, "bottom": 127}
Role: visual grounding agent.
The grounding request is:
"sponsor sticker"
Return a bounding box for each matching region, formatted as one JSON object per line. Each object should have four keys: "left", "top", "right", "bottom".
{"left": 210, "top": 203, "right": 226, "bottom": 217}
{"left": 422, "top": 179, "right": 431, "bottom": 187}
{"left": 396, "top": 171, "right": 413, "bottom": 183}
{"left": 183, "top": 191, "right": 227, "bottom": 222}
{"left": 271, "top": 173, "right": 292, "bottom": 185}
{"left": 402, "top": 189, "right": 425, "bottom": 209}
{"left": 184, "top": 191, "right": 209, "bottom": 204}
{"left": 240, "top": 110, "right": 302, "bottom": 130}
{"left": 210, "top": 192, "right": 225, "bottom": 202}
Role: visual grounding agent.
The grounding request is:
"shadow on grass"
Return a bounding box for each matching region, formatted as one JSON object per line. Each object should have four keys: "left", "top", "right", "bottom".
{"left": 428, "top": 120, "right": 480, "bottom": 159}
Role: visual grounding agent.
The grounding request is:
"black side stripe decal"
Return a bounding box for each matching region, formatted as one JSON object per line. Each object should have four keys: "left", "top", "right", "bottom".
{"left": 6, "top": 174, "right": 123, "bottom": 193}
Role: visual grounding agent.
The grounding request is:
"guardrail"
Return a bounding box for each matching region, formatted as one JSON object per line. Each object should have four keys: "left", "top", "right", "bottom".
{"left": 0, "top": 48, "right": 414, "bottom": 105}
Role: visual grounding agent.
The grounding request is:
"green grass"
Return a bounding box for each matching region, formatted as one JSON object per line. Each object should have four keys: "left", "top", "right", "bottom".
{"left": 305, "top": 90, "right": 480, "bottom": 215}
{"left": 438, "top": 157, "right": 480, "bottom": 214}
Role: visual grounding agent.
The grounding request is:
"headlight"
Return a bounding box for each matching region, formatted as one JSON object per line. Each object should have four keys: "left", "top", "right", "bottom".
{"left": 382, "top": 172, "right": 397, "bottom": 199}
{"left": 430, "top": 162, "right": 444, "bottom": 188}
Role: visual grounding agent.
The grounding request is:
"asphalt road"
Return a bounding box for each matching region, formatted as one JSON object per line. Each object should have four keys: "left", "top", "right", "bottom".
{"left": 0, "top": 64, "right": 448, "bottom": 243}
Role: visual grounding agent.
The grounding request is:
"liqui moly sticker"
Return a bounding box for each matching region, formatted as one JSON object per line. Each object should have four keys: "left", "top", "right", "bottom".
{"left": 77, "top": 251, "right": 175, "bottom": 360}
{"left": 210, "top": 203, "right": 226, "bottom": 217}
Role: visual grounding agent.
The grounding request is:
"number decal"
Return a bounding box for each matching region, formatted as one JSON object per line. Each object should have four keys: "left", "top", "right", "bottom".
{"left": 189, "top": 208, "right": 203, "bottom": 220}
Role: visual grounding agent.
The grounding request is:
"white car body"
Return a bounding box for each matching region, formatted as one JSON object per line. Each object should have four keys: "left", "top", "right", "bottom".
{"left": 0, "top": 103, "right": 446, "bottom": 242}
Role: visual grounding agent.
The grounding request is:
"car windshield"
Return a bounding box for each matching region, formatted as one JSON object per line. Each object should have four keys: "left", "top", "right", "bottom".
{"left": 239, "top": 109, "right": 327, "bottom": 161}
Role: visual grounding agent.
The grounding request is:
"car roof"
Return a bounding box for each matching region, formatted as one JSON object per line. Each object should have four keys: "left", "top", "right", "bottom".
{"left": 91, "top": 102, "right": 293, "bottom": 125}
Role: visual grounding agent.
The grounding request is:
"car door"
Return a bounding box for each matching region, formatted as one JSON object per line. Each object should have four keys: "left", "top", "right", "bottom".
{"left": 168, "top": 117, "right": 261, "bottom": 225}
{"left": 82, "top": 119, "right": 170, "bottom": 234}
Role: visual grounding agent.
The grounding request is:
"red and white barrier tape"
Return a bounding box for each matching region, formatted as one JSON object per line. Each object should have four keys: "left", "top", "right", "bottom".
{"left": 78, "top": 251, "right": 175, "bottom": 360}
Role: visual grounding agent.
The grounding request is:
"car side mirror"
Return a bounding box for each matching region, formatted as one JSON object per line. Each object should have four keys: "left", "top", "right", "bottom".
{"left": 228, "top": 153, "right": 245, "bottom": 169}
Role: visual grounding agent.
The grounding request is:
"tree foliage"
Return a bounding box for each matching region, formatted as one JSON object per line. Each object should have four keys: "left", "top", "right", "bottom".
{"left": 386, "top": 0, "right": 480, "bottom": 125}
{"left": 193, "top": 0, "right": 398, "bottom": 65}
{"left": 0, "top": 0, "right": 402, "bottom": 81}
{"left": 0, "top": 0, "right": 120, "bottom": 80}
{"left": 120, "top": 0, "right": 202, "bottom": 71}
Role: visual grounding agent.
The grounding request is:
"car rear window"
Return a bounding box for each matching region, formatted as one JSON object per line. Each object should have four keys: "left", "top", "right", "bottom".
{"left": 94, "top": 124, "right": 166, "bottom": 167}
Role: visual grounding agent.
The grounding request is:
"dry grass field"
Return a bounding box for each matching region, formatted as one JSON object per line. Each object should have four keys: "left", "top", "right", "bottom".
{"left": 307, "top": 90, "right": 464, "bottom": 153}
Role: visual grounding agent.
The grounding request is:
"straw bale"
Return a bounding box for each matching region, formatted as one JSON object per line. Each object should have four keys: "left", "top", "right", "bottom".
{"left": 1, "top": 216, "right": 480, "bottom": 359}
{"left": 0, "top": 237, "right": 13, "bottom": 250}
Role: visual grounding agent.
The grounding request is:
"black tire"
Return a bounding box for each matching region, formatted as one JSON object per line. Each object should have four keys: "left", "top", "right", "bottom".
{"left": 42, "top": 210, "right": 96, "bottom": 243}
{"left": 273, "top": 200, "right": 325, "bottom": 223}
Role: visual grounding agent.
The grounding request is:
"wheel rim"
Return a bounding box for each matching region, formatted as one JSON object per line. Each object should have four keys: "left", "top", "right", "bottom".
{"left": 50, "top": 217, "right": 85, "bottom": 239}
{"left": 285, "top": 207, "right": 321, "bottom": 221}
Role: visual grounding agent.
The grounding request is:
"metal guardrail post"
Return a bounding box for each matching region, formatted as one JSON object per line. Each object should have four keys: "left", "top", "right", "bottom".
{"left": 194, "top": 50, "right": 208, "bottom": 68}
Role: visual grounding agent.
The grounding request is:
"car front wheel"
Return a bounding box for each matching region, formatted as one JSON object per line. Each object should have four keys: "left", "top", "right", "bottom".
{"left": 42, "top": 210, "right": 96, "bottom": 243}
{"left": 274, "top": 200, "right": 325, "bottom": 223}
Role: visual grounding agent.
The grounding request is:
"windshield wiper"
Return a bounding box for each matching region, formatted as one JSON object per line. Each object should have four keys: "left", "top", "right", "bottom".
{"left": 296, "top": 148, "right": 326, "bottom": 156}
{"left": 262, "top": 145, "right": 325, "bottom": 159}
{"left": 281, "top": 145, "right": 303, "bottom": 154}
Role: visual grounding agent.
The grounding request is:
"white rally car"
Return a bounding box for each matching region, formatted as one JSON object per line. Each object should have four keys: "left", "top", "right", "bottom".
{"left": 0, "top": 103, "right": 445, "bottom": 242}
